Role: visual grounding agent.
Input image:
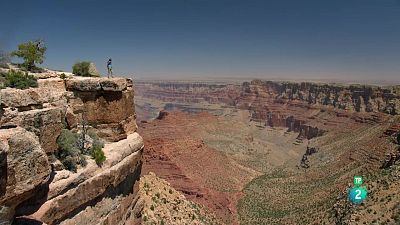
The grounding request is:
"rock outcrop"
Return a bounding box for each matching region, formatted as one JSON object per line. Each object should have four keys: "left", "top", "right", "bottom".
{"left": 0, "top": 128, "right": 51, "bottom": 224}
{"left": 243, "top": 80, "right": 400, "bottom": 114}
{"left": 0, "top": 76, "right": 137, "bottom": 152}
{"left": 88, "top": 62, "right": 100, "bottom": 77}
{"left": 0, "top": 69, "right": 144, "bottom": 225}
{"left": 65, "top": 78, "right": 137, "bottom": 142}
{"left": 28, "top": 133, "right": 143, "bottom": 225}
{"left": 131, "top": 172, "right": 220, "bottom": 225}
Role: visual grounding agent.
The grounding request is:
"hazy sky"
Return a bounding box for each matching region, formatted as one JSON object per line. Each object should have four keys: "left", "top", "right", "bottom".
{"left": 1, "top": 0, "right": 400, "bottom": 81}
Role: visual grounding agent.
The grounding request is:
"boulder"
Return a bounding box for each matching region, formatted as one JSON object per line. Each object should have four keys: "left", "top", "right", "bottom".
{"left": 0, "top": 127, "right": 51, "bottom": 224}
{"left": 0, "top": 86, "right": 66, "bottom": 109}
{"left": 0, "top": 108, "right": 63, "bottom": 153}
{"left": 88, "top": 63, "right": 100, "bottom": 77}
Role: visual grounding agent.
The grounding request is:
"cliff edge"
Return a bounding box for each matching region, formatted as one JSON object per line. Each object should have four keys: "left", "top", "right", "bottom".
{"left": 0, "top": 69, "right": 144, "bottom": 225}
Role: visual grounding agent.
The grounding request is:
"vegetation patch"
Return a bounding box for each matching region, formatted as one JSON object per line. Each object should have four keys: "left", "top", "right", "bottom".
{"left": 0, "top": 70, "right": 38, "bottom": 89}
{"left": 56, "top": 129, "right": 106, "bottom": 172}
{"left": 11, "top": 40, "right": 46, "bottom": 71}
{"left": 88, "top": 130, "right": 106, "bottom": 166}
{"left": 72, "top": 61, "right": 99, "bottom": 77}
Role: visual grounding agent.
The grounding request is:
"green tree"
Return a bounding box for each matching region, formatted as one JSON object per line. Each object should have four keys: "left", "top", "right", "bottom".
{"left": 11, "top": 40, "right": 46, "bottom": 71}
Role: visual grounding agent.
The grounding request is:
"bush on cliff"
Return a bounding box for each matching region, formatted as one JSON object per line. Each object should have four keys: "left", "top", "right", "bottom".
{"left": 56, "top": 129, "right": 106, "bottom": 171}
{"left": 0, "top": 70, "right": 38, "bottom": 89}
{"left": 87, "top": 130, "right": 106, "bottom": 166}
{"left": 91, "top": 146, "right": 106, "bottom": 166}
{"left": 56, "top": 129, "right": 86, "bottom": 172}
{"left": 72, "top": 61, "right": 100, "bottom": 77}
{"left": 11, "top": 40, "right": 46, "bottom": 71}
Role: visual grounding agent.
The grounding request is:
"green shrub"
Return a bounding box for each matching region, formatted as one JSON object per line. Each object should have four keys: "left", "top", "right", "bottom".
{"left": 56, "top": 129, "right": 106, "bottom": 171}
{"left": 56, "top": 129, "right": 86, "bottom": 172}
{"left": 88, "top": 130, "right": 104, "bottom": 149}
{"left": 72, "top": 61, "right": 90, "bottom": 76}
{"left": 72, "top": 61, "right": 99, "bottom": 77}
{"left": 62, "top": 156, "right": 78, "bottom": 172}
{"left": 1, "top": 70, "right": 38, "bottom": 89}
{"left": 87, "top": 130, "right": 106, "bottom": 165}
{"left": 91, "top": 146, "right": 106, "bottom": 166}
{"left": 60, "top": 73, "right": 67, "bottom": 80}
{"left": 11, "top": 40, "right": 46, "bottom": 71}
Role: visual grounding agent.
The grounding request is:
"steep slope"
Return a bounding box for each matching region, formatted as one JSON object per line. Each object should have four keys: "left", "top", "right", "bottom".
{"left": 135, "top": 79, "right": 400, "bottom": 224}
{"left": 131, "top": 172, "right": 220, "bottom": 225}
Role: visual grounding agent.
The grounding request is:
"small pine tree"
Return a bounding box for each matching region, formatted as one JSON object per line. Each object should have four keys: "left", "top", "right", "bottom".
{"left": 11, "top": 40, "right": 46, "bottom": 71}
{"left": 4, "top": 70, "right": 38, "bottom": 89}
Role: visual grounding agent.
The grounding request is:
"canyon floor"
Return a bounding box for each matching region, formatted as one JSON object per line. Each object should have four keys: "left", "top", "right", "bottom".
{"left": 136, "top": 83, "right": 400, "bottom": 225}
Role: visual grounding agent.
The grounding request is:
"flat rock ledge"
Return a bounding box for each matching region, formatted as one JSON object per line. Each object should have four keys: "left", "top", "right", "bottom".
{"left": 29, "top": 132, "right": 143, "bottom": 225}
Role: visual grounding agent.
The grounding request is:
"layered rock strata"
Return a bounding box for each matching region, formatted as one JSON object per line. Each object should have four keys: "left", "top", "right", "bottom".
{"left": 0, "top": 74, "right": 143, "bottom": 225}
{"left": 136, "top": 80, "right": 400, "bottom": 140}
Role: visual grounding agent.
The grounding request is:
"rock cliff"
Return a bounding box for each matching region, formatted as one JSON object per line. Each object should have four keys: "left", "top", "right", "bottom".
{"left": 136, "top": 80, "right": 400, "bottom": 140}
{"left": 0, "top": 71, "right": 144, "bottom": 224}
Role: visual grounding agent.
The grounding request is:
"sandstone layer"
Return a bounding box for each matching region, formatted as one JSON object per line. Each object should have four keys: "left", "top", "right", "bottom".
{"left": 1, "top": 76, "right": 138, "bottom": 153}
{"left": 0, "top": 70, "right": 144, "bottom": 225}
{"left": 0, "top": 128, "right": 51, "bottom": 224}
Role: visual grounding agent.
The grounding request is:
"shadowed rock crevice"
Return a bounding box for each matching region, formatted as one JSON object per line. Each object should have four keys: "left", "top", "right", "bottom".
{"left": 14, "top": 168, "right": 55, "bottom": 216}
{"left": 71, "top": 91, "right": 123, "bottom": 103}
{"left": 52, "top": 157, "right": 142, "bottom": 225}
{"left": 0, "top": 150, "right": 7, "bottom": 196}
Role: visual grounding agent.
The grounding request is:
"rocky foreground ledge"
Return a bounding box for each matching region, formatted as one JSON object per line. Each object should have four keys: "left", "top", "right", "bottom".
{"left": 0, "top": 72, "right": 144, "bottom": 224}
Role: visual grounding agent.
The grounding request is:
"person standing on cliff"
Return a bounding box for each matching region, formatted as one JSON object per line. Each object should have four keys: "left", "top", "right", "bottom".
{"left": 107, "top": 58, "right": 113, "bottom": 78}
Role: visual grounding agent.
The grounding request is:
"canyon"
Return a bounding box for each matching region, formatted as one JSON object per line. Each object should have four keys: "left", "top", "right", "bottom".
{"left": 0, "top": 69, "right": 216, "bottom": 225}
{"left": 135, "top": 80, "right": 400, "bottom": 224}
{"left": 1, "top": 71, "right": 399, "bottom": 224}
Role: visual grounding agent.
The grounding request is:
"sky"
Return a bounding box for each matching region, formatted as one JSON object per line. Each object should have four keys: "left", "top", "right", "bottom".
{"left": 1, "top": 0, "right": 400, "bottom": 82}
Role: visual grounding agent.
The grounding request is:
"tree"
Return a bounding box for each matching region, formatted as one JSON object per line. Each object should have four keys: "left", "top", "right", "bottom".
{"left": 72, "top": 61, "right": 91, "bottom": 77}
{"left": 11, "top": 40, "right": 46, "bottom": 71}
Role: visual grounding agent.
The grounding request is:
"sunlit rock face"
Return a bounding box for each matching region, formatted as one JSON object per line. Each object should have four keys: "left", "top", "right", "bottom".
{"left": 0, "top": 128, "right": 51, "bottom": 224}
{"left": 0, "top": 71, "right": 143, "bottom": 225}
{"left": 136, "top": 80, "right": 400, "bottom": 137}
{"left": 0, "top": 77, "right": 138, "bottom": 152}
{"left": 65, "top": 78, "right": 138, "bottom": 142}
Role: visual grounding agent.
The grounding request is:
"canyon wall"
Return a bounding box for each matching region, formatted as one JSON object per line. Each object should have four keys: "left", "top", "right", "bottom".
{"left": 136, "top": 80, "right": 400, "bottom": 140}
{"left": 135, "top": 81, "right": 241, "bottom": 106}
{"left": 0, "top": 75, "right": 143, "bottom": 224}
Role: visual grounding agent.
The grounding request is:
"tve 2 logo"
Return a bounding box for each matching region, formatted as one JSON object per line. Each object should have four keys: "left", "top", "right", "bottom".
{"left": 348, "top": 176, "right": 367, "bottom": 204}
